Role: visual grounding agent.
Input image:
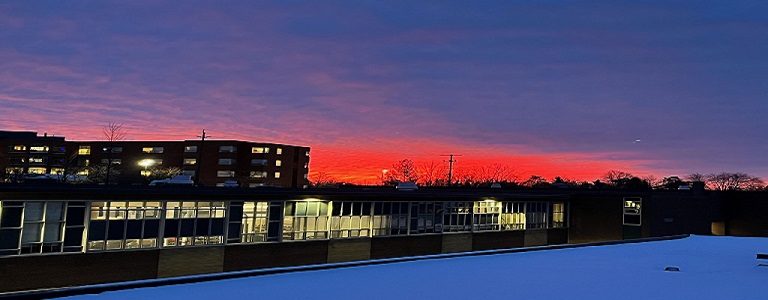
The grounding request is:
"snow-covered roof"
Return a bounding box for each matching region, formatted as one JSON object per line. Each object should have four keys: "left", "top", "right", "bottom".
{"left": 58, "top": 235, "right": 768, "bottom": 299}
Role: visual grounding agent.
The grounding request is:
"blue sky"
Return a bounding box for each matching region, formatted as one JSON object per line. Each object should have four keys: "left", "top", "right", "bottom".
{"left": 1, "top": 1, "right": 767, "bottom": 182}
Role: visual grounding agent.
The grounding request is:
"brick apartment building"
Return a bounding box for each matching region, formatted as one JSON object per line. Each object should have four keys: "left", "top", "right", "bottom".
{"left": 0, "top": 130, "right": 310, "bottom": 188}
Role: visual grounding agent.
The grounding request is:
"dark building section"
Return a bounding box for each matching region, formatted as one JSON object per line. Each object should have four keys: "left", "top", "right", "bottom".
{"left": 0, "top": 186, "right": 767, "bottom": 293}
{"left": 0, "top": 131, "right": 68, "bottom": 182}
{"left": 720, "top": 192, "right": 768, "bottom": 236}
{"left": 1, "top": 130, "right": 310, "bottom": 188}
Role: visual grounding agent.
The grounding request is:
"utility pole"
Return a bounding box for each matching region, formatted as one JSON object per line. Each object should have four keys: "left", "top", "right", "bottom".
{"left": 441, "top": 154, "right": 462, "bottom": 186}
{"left": 194, "top": 129, "right": 210, "bottom": 186}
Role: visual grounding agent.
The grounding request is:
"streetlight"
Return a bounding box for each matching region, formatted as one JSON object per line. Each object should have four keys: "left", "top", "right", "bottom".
{"left": 138, "top": 159, "right": 155, "bottom": 176}
{"left": 381, "top": 169, "right": 388, "bottom": 186}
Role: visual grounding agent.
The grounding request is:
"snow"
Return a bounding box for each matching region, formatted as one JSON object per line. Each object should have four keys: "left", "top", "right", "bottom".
{"left": 61, "top": 235, "right": 768, "bottom": 299}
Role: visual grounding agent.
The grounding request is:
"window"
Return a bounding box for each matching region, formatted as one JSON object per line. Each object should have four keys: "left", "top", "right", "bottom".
{"left": 501, "top": 202, "right": 526, "bottom": 230}
{"left": 276, "top": 148, "right": 282, "bottom": 155}
{"left": 251, "top": 159, "right": 268, "bottom": 166}
{"left": 274, "top": 172, "right": 281, "bottom": 179}
{"left": 219, "top": 146, "right": 237, "bottom": 153}
{"left": 304, "top": 163, "right": 309, "bottom": 169}
{"left": 251, "top": 147, "right": 269, "bottom": 154}
{"left": 87, "top": 202, "right": 163, "bottom": 251}
{"left": 371, "top": 202, "right": 409, "bottom": 236}
{"left": 217, "top": 170, "right": 235, "bottom": 178}
{"left": 78, "top": 146, "right": 91, "bottom": 155}
{"left": 330, "top": 202, "right": 372, "bottom": 238}
{"left": 28, "top": 168, "right": 46, "bottom": 174}
{"left": 283, "top": 201, "right": 329, "bottom": 240}
{"left": 303, "top": 174, "right": 308, "bottom": 179}
{"left": 552, "top": 203, "right": 565, "bottom": 228}
{"left": 142, "top": 147, "right": 163, "bottom": 154}
{"left": 623, "top": 198, "right": 641, "bottom": 226}
{"left": 525, "top": 202, "right": 548, "bottom": 229}
{"left": 30, "top": 146, "right": 48, "bottom": 152}
{"left": 181, "top": 170, "right": 196, "bottom": 176}
{"left": 218, "top": 158, "right": 236, "bottom": 165}
{"left": 183, "top": 159, "right": 197, "bottom": 165}
{"left": 12, "top": 145, "right": 26, "bottom": 151}
{"left": 21, "top": 202, "right": 65, "bottom": 254}
{"left": 305, "top": 151, "right": 310, "bottom": 157}
{"left": 473, "top": 200, "right": 501, "bottom": 231}
{"left": 29, "top": 157, "right": 45, "bottom": 164}
{"left": 275, "top": 160, "right": 282, "bottom": 167}
{"left": 184, "top": 146, "right": 197, "bottom": 153}
{"left": 410, "top": 202, "right": 443, "bottom": 234}
{"left": 443, "top": 202, "right": 473, "bottom": 232}
{"left": 240, "top": 202, "right": 269, "bottom": 243}
{"left": 250, "top": 171, "right": 267, "bottom": 178}
{"left": 163, "top": 202, "right": 225, "bottom": 247}
{"left": 100, "top": 159, "right": 122, "bottom": 165}
{"left": 103, "top": 147, "right": 122, "bottom": 153}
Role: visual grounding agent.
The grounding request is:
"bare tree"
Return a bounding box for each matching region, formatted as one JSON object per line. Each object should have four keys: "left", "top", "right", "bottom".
{"left": 387, "top": 159, "right": 418, "bottom": 183}
{"left": 100, "top": 122, "right": 127, "bottom": 185}
{"left": 102, "top": 122, "right": 127, "bottom": 142}
{"left": 706, "top": 172, "right": 765, "bottom": 191}
{"left": 642, "top": 175, "right": 662, "bottom": 188}
{"left": 685, "top": 173, "right": 706, "bottom": 183}
{"left": 146, "top": 166, "right": 183, "bottom": 182}
{"left": 522, "top": 175, "right": 548, "bottom": 187}
{"left": 603, "top": 170, "right": 633, "bottom": 183}
{"left": 310, "top": 171, "right": 339, "bottom": 188}
{"left": 417, "top": 161, "right": 445, "bottom": 186}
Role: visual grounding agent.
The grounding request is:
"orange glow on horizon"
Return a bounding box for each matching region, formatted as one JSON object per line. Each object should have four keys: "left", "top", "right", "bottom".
{"left": 2, "top": 125, "right": 657, "bottom": 184}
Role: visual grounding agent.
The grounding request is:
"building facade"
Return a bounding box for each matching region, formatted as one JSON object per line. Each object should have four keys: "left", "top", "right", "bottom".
{"left": 0, "top": 131, "right": 310, "bottom": 188}
{"left": 0, "top": 185, "right": 763, "bottom": 293}
{"left": 0, "top": 131, "right": 68, "bottom": 181}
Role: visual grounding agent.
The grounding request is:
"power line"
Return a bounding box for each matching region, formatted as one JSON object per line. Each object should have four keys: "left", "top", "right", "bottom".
{"left": 440, "top": 154, "right": 462, "bottom": 185}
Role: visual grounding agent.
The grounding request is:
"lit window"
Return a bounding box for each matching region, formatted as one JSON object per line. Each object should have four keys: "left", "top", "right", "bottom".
{"left": 274, "top": 172, "right": 281, "bottom": 179}
{"left": 252, "top": 147, "right": 269, "bottom": 154}
{"left": 12, "top": 145, "right": 26, "bottom": 151}
{"left": 217, "top": 170, "right": 236, "bottom": 178}
{"left": 276, "top": 148, "right": 282, "bottom": 155}
{"left": 185, "top": 146, "right": 198, "bottom": 153}
{"left": 104, "top": 147, "right": 123, "bottom": 153}
{"left": 142, "top": 147, "right": 163, "bottom": 153}
{"left": 251, "top": 159, "right": 268, "bottom": 166}
{"left": 275, "top": 160, "right": 282, "bottom": 167}
{"left": 250, "top": 171, "right": 267, "bottom": 178}
{"left": 30, "top": 157, "right": 44, "bottom": 163}
{"left": 100, "top": 159, "right": 121, "bottom": 165}
{"left": 305, "top": 150, "right": 310, "bottom": 157}
{"left": 27, "top": 168, "right": 46, "bottom": 174}
{"left": 78, "top": 146, "right": 91, "bottom": 155}
{"left": 304, "top": 163, "right": 309, "bottom": 169}
{"left": 30, "top": 146, "right": 48, "bottom": 152}
{"left": 183, "top": 159, "right": 197, "bottom": 165}
{"left": 218, "top": 158, "right": 236, "bottom": 165}
{"left": 219, "top": 146, "right": 237, "bottom": 153}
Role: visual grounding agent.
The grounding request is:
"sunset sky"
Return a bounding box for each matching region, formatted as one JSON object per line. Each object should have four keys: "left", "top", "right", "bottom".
{"left": 1, "top": 1, "right": 767, "bottom": 184}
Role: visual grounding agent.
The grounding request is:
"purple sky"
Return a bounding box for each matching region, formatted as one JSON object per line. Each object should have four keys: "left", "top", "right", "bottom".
{"left": 1, "top": 1, "right": 767, "bottom": 182}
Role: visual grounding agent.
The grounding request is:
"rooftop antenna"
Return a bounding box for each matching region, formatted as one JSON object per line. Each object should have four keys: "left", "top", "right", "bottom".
{"left": 440, "top": 154, "right": 462, "bottom": 186}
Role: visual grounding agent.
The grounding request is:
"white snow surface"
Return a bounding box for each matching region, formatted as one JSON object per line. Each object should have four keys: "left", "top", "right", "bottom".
{"left": 62, "top": 235, "right": 768, "bottom": 299}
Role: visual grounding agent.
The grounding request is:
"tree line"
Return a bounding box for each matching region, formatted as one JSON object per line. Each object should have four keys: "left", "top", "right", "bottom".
{"left": 311, "top": 158, "right": 768, "bottom": 191}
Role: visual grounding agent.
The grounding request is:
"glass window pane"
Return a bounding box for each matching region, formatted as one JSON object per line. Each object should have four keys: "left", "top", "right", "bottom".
{"left": 43, "top": 223, "right": 62, "bottom": 242}
{"left": 22, "top": 223, "right": 42, "bottom": 243}
{"left": 24, "top": 202, "right": 44, "bottom": 221}
{"left": 45, "top": 202, "right": 65, "bottom": 221}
